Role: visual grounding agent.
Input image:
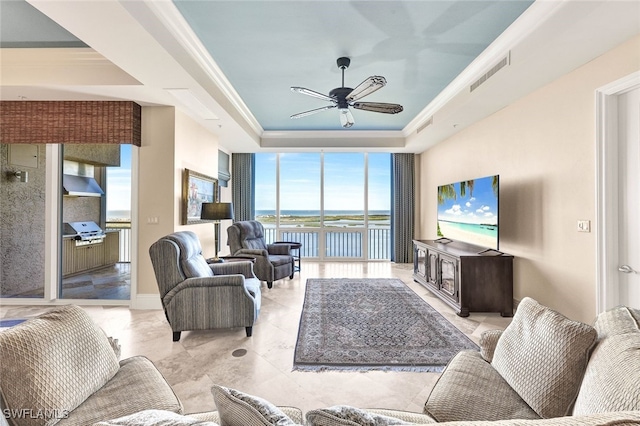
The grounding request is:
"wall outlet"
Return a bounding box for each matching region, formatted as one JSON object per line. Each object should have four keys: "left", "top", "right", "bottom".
{"left": 577, "top": 220, "right": 590, "bottom": 232}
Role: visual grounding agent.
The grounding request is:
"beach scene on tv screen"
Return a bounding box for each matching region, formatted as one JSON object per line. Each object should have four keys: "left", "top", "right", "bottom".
{"left": 437, "top": 175, "right": 498, "bottom": 249}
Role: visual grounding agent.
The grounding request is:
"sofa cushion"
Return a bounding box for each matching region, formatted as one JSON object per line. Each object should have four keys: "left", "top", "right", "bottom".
{"left": 424, "top": 350, "right": 539, "bottom": 422}
{"left": 164, "top": 232, "right": 214, "bottom": 278}
{"left": 491, "top": 297, "right": 597, "bottom": 419}
{"left": 187, "top": 407, "right": 304, "bottom": 425}
{"left": 0, "top": 305, "right": 120, "bottom": 426}
{"left": 268, "top": 255, "right": 293, "bottom": 267}
{"left": 58, "top": 356, "right": 183, "bottom": 426}
{"left": 93, "top": 410, "right": 218, "bottom": 426}
{"left": 592, "top": 305, "right": 640, "bottom": 339}
{"left": 236, "top": 221, "right": 268, "bottom": 251}
{"left": 572, "top": 332, "right": 640, "bottom": 415}
{"left": 211, "top": 385, "right": 302, "bottom": 426}
{"left": 363, "top": 410, "right": 436, "bottom": 424}
{"left": 305, "top": 406, "right": 412, "bottom": 426}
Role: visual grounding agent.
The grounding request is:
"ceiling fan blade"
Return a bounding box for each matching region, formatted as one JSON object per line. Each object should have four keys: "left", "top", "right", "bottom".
{"left": 290, "top": 105, "right": 337, "bottom": 119}
{"left": 290, "top": 87, "right": 336, "bottom": 103}
{"left": 346, "top": 76, "right": 387, "bottom": 102}
{"left": 351, "top": 102, "right": 403, "bottom": 114}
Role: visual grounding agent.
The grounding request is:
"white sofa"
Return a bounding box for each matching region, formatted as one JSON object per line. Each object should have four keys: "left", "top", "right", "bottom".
{"left": 1, "top": 300, "right": 638, "bottom": 426}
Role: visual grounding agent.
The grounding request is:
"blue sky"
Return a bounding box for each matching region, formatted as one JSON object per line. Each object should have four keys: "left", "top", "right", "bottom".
{"left": 255, "top": 153, "right": 391, "bottom": 212}
{"left": 106, "top": 144, "right": 132, "bottom": 214}
{"left": 437, "top": 175, "right": 498, "bottom": 225}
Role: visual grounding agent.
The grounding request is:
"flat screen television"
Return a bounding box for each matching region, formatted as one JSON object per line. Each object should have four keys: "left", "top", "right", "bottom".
{"left": 437, "top": 174, "right": 499, "bottom": 250}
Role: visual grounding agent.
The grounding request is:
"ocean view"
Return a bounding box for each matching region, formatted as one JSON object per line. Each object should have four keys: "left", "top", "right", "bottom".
{"left": 256, "top": 209, "right": 390, "bottom": 216}
{"left": 106, "top": 210, "right": 392, "bottom": 226}
{"left": 256, "top": 210, "right": 390, "bottom": 228}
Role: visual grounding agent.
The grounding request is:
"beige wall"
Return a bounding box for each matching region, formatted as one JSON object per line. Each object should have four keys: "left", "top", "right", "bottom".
{"left": 416, "top": 34, "right": 640, "bottom": 324}
{"left": 136, "top": 107, "right": 220, "bottom": 296}
{"left": 174, "top": 110, "right": 219, "bottom": 258}
{"left": 138, "top": 107, "right": 176, "bottom": 295}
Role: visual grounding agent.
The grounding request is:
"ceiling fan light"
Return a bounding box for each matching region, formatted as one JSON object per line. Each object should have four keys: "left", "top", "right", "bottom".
{"left": 339, "top": 108, "right": 354, "bottom": 128}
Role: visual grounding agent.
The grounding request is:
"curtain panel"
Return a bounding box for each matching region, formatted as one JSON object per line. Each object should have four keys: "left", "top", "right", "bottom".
{"left": 391, "top": 153, "right": 415, "bottom": 263}
{"left": 231, "top": 153, "right": 255, "bottom": 221}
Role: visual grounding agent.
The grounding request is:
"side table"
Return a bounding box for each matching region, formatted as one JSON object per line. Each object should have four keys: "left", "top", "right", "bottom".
{"left": 274, "top": 241, "right": 302, "bottom": 273}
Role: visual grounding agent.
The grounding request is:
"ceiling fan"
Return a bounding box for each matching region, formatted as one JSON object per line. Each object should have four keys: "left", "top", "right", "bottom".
{"left": 290, "top": 57, "right": 403, "bottom": 128}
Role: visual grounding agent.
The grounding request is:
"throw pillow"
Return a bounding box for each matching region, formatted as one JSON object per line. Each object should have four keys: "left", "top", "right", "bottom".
{"left": 93, "top": 410, "right": 219, "bottom": 426}
{"left": 491, "top": 297, "right": 597, "bottom": 419}
{"left": 0, "top": 305, "right": 120, "bottom": 426}
{"left": 573, "top": 333, "right": 640, "bottom": 414}
{"left": 211, "top": 385, "right": 302, "bottom": 426}
{"left": 305, "top": 406, "right": 412, "bottom": 426}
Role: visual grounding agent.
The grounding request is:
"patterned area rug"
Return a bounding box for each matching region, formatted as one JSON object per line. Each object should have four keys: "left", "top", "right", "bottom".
{"left": 293, "top": 278, "right": 478, "bottom": 372}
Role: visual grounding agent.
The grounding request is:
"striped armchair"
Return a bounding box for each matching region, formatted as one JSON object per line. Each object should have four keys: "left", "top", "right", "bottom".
{"left": 227, "top": 220, "right": 294, "bottom": 289}
{"left": 149, "top": 231, "right": 261, "bottom": 341}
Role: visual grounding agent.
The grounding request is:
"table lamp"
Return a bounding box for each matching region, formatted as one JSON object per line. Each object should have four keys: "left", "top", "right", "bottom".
{"left": 200, "top": 202, "right": 234, "bottom": 260}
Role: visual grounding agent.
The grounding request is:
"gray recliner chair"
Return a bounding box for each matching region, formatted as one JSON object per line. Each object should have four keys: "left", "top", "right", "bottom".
{"left": 149, "top": 231, "right": 261, "bottom": 341}
{"left": 227, "top": 220, "right": 294, "bottom": 289}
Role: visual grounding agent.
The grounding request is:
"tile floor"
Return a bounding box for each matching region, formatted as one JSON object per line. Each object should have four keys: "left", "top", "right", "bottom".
{"left": 6, "top": 263, "right": 131, "bottom": 300}
{"left": 61, "top": 263, "right": 131, "bottom": 300}
{"left": 0, "top": 261, "right": 512, "bottom": 416}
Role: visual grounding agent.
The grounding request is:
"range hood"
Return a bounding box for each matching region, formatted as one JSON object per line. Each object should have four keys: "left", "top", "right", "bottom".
{"left": 62, "top": 174, "right": 104, "bottom": 197}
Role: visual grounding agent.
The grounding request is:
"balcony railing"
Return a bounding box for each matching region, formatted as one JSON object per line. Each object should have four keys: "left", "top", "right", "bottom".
{"left": 101, "top": 223, "right": 390, "bottom": 264}
{"left": 106, "top": 222, "right": 131, "bottom": 263}
{"left": 263, "top": 227, "right": 390, "bottom": 260}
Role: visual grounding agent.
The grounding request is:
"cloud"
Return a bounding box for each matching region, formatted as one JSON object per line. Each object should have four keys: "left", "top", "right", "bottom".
{"left": 446, "top": 204, "right": 463, "bottom": 215}
{"left": 466, "top": 201, "right": 472, "bottom": 207}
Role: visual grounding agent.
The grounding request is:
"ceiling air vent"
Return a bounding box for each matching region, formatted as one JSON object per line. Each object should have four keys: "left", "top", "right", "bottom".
{"left": 416, "top": 116, "right": 434, "bottom": 134}
{"left": 470, "top": 52, "right": 510, "bottom": 93}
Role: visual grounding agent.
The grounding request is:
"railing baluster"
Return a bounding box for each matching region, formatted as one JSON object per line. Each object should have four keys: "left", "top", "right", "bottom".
{"left": 258, "top": 222, "right": 391, "bottom": 260}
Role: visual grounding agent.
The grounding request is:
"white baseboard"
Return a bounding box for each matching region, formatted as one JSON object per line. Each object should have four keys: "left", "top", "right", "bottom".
{"left": 131, "top": 294, "right": 163, "bottom": 310}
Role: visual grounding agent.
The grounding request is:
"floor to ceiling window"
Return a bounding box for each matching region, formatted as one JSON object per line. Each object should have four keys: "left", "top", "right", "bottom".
{"left": 255, "top": 152, "right": 391, "bottom": 260}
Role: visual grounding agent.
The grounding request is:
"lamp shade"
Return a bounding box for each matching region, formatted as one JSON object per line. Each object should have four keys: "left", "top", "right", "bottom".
{"left": 200, "top": 202, "right": 234, "bottom": 221}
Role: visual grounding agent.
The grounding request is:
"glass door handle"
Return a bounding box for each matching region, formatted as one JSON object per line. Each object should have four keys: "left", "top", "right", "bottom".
{"left": 618, "top": 265, "right": 637, "bottom": 274}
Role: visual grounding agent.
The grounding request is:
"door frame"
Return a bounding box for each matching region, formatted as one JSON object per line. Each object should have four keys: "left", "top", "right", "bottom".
{"left": 595, "top": 71, "right": 640, "bottom": 313}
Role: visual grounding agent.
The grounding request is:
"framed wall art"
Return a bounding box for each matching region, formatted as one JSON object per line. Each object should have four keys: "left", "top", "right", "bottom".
{"left": 182, "top": 168, "right": 219, "bottom": 224}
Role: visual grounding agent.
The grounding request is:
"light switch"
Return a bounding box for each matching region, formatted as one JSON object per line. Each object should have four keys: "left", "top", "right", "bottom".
{"left": 147, "top": 217, "right": 159, "bottom": 225}
{"left": 577, "top": 220, "right": 590, "bottom": 233}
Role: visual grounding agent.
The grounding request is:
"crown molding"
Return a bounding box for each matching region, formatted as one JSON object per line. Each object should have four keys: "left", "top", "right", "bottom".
{"left": 261, "top": 130, "right": 406, "bottom": 150}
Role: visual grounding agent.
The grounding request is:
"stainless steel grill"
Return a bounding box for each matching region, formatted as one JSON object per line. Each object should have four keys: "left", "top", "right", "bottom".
{"left": 63, "top": 221, "right": 106, "bottom": 246}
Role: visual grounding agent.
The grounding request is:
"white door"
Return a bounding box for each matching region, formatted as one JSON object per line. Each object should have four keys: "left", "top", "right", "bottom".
{"left": 617, "top": 87, "right": 640, "bottom": 308}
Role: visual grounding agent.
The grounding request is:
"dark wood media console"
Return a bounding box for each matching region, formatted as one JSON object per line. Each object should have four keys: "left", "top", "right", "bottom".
{"left": 413, "top": 239, "right": 513, "bottom": 317}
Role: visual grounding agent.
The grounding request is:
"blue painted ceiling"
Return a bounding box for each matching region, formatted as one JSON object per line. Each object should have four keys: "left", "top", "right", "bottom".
{"left": 1, "top": 0, "right": 534, "bottom": 132}
{"left": 170, "top": 1, "right": 533, "bottom": 131}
